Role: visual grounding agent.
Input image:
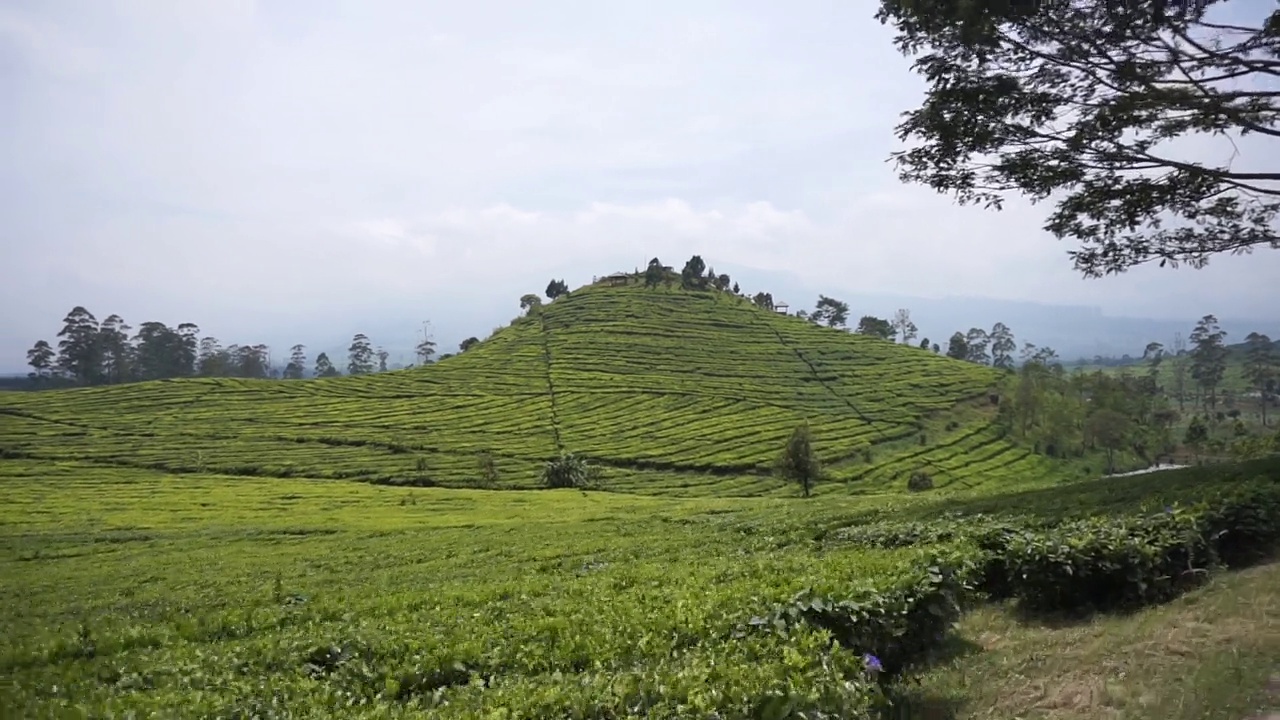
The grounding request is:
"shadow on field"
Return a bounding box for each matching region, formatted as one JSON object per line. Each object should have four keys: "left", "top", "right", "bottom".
{"left": 881, "top": 689, "right": 962, "bottom": 720}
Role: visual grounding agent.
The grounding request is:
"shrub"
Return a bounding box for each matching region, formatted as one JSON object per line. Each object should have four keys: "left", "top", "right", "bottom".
{"left": 476, "top": 451, "right": 499, "bottom": 487}
{"left": 542, "top": 453, "right": 598, "bottom": 489}
{"left": 906, "top": 471, "right": 934, "bottom": 492}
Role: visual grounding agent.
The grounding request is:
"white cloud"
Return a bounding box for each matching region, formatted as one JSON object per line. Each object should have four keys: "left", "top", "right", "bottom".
{"left": 0, "top": 0, "right": 1277, "bottom": 370}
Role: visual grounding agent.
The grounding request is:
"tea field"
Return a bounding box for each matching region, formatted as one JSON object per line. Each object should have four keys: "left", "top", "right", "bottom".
{"left": 0, "top": 282, "right": 1058, "bottom": 497}
{"left": 2, "top": 457, "right": 1279, "bottom": 718}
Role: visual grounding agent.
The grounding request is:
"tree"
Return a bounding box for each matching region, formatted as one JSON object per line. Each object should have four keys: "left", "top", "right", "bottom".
{"left": 989, "top": 322, "right": 1016, "bottom": 370}
{"left": 680, "top": 255, "right": 707, "bottom": 290}
{"left": 314, "top": 352, "right": 340, "bottom": 378}
{"left": 97, "top": 314, "right": 132, "bottom": 384}
{"left": 932, "top": 342, "right": 941, "bottom": 354}
{"left": 919, "top": 337, "right": 930, "bottom": 350}
{"left": 1170, "top": 332, "right": 1190, "bottom": 412}
{"left": 1189, "top": 315, "right": 1228, "bottom": 411}
{"left": 714, "top": 273, "right": 732, "bottom": 291}
{"left": 1184, "top": 415, "right": 1210, "bottom": 463}
{"left": 198, "top": 337, "right": 232, "bottom": 377}
{"left": 520, "top": 294, "right": 542, "bottom": 316}
{"left": 812, "top": 295, "right": 851, "bottom": 329}
{"left": 732, "top": 282, "right": 740, "bottom": 295}
{"left": 1244, "top": 332, "right": 1277, "bottom": 426}
{"left": 876, "top": 0, "right": 1280, "bottom": 277}
{"left": 347, "top": 333, "right": 375, "bottom": 375}
{"left": 855, "top": 315, "right": 895, "bottom": 340}
{"left": 376, "top": 347, "right": 390, "bottom": 373}
{"left": 133, "top": 322, "right": 184, "bottom": 381}
{"left": 644, "top": 258, "right": 666, "bottom": 289}
{"left": 55, "top": 306, "right": 101, "bottom": 384}
{"left": 545, "top": 279, "right": 569, "bottom": 300}
{"left": 776, "top": 422, "right": 821, "bottom": 498}
{"left": 1086, "top": 408, "right": 1131, "bottom": 473}
{"left": 415, "top": 336, "right": 437, "bottom": 365}
{"left": 752, "top": 292, "right": 775, "bottom": 311}
{"left": 26, "top": 340, "right": 55, "bottom": 381}
{"left": 235, "top": 344, "right": 270, "bottom": 379}
{"left": 1144, "top": 341, "right": 1166, "bottom": 382}
{"left": 459, "top": 337, "right": 480, "bottom": 352}
{"left": 892, "top": 309, "right": 918, "bottom": 344}
{"left": 542, "top": 453, "right": 596, "bottom": 489}
{"left": 284, "top": 344, "right": 307, "bottom": 379}
{"left": 175, "top": 323, "right": 200, "bottom": 377}
{"left": 964, "top": 328, "right": 991, "bottom": 365}
{"left": 946, "top": 332, "right": 968, "bottom": 360}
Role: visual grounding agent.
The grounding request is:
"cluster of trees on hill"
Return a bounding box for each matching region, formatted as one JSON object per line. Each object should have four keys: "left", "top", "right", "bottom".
{"left": 21, "top": 306, "right": 458, "bottom": 386}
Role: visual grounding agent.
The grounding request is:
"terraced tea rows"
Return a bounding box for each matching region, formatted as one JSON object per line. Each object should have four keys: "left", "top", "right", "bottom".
{"left": 0, "top": 281, "right": 1029, "bottom": 495}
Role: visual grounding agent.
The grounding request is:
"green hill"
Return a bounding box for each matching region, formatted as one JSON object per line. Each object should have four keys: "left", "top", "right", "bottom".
{"left": 0, "top": 278, "right": 1063, "bottom": 496}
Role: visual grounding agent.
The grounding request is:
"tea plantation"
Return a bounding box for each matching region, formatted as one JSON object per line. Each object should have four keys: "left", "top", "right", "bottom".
{"left": 0, "top": 281, "right": 1054, "bottom": 496}
{"left": 3, "top": 280, "right": 1280, "bottom": 717}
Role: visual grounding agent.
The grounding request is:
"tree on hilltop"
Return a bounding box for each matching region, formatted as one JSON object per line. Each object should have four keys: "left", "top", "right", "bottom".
{"left": 752, "top": 292, "right": 776, "bottom": 311}
{"left": 644, "top": 258, "right": 666, "bottom": 289}
{"left": 876, "top": 0, "right": 1280, "bottom": 277}
{"left": 347, "top": 334, "right": 375, "bottom": 375}
{"left": 56, "top": 306, "right": 101, "bottom": 384}
{"left": 946, "top": 332, "right": 968, "bottom": 361}
{"left": 855, "top": 315, "right": 894, "bottom": 340}
{"left": 681, "top": 255, "right": 708, "bottom": 290}
{"left": 415, "top": 335, "right": 437, "bottom": 365}
{"left": 892, "top": 309, "right": 918, "bottom": 345}
{"left": 965, "top": 328, "right": 991, "bottom": 365}
{"left": 545, "top": 279, "right": 569, "bottom": 300}
{"left": 777, "top": 422, "right": 821, "bottom": 498}
{"left": 459, "top": 337, "right": 480, "bottom": 353}
{"left": 990, "top": 323, "right": 1016, "bottom": 370}
{"left": 812, "top": 295, "right": 851, "bottom": 329}
{"left": 520, "top": 294, "right": 543, "bottom": 316}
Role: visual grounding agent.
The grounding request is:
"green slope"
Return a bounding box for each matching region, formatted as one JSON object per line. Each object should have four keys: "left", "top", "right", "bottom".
{"left": 0, "top": 279, "right": 1060, "bottom": 495}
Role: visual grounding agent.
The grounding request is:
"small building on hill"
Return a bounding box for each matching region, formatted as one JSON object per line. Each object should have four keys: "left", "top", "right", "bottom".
{"left": 775, "top": 303, "right": 790, "bottom": 314}
{"left": 603, "top": 272, "right": 630, "bottom": 286}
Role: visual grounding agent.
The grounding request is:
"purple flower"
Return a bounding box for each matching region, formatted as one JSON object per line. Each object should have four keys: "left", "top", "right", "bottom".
{"left": 863, "top": 654, "right": 883, "bottom": 672}
{"left": 1164, "top": 506, "right": 1174, "bottom": 514}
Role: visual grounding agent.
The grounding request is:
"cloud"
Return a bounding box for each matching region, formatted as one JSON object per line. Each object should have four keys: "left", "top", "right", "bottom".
{"left": 0, "top": 0, "right": 1277, "bottom": 371}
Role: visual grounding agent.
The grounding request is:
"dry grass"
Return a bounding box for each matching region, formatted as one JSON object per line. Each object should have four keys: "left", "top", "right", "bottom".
{"left": 906, "top": 561, "right": 1280, "bottom": 719}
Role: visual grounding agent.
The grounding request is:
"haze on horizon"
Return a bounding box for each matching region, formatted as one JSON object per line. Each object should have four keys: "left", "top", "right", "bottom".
{"left": 3, "top": 0, "right": 1278, "bottom": 371}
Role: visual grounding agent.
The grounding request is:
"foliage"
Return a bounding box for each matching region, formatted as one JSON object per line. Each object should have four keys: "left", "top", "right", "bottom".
{"left": 855, "top": 316, "right": 894, "bottom": 341}
{"left": 680, "top": 255, "right": 708, "bottom": 290}
{"left": 519, "top": 294, "right": 542, "bottom": 316}
{"left": 545, "top": 279, "right": 569, "bottom": 300}
{"left": 1190, "top": 314, "right": 1228, "bottom": 411}
{"left": 945, "top": 332, "right": 967, "bottom": 361}
{"left": 1244, "top": 332, "right": 1277, "bottom": 426}
{"left": 876, "top": 0, "right": 1280, "bottom": 277}
{"left": 776, "top": 422, "right": 822, "bottom": 497}
{"left": 812, "top": 295, "right": 851, "bottom": 329}
{"left": 541, "top": 452, "right": 599, "bottom": 489}
{"left": 347, "top": 333, "right": 375, "bottom": 376}
{"left": 891, "top": 309, "right": 917, "bottom": 345}
{"left": 314, "top": 352, "right": 340, "bottom": 378}
{"left": 906, "top": 470, "right": 934, "bottom": 492}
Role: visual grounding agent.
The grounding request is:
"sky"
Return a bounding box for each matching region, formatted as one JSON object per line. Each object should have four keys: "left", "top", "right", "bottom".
{"left": 2, "top": 0, "right": 1278, "bottom": 370}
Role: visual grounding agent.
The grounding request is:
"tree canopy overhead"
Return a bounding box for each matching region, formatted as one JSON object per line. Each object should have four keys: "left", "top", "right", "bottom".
{"left": 877, "top": 0, "right": 1280, "bottom": 277}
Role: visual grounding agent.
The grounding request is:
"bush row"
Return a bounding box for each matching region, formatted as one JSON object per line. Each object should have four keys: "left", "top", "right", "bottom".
{"left": 826, "top": 482, "right": 1280, "bottom": 616}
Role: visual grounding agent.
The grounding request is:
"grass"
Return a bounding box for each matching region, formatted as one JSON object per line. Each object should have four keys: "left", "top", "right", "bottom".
{"left": 0, "top": 280, "right": 1079, "bottom": 496}
{"left": 910, "top": 560, "right": 1280, "bottom": 719}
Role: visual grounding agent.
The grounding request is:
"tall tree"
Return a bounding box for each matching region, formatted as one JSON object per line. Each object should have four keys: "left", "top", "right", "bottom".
{"left": 415, "top": 336, "right": 437, "bottom": 365}
{"left": 376, "top": 347, "right": 390, "bottom": 373}
{"left": 644, "top": 258, "right": 666, "bottom": 289}
{"left": 55, "top": 306, "right": 101, "bottom": 384}
{"left": 1189, "top": 315, "right": 1228, "bottom": 412}
{"left": 1170, "top": 332, "right": 1190, "bottom": 412}
{"left": 964, "top": 327, "right": 991, "bottom": 365}
{"left": 347, "top": 333, "right": 375, "bottom": 375}
{"left": 776, "top": 422, "right": 821, "bottom": 498}
{"left": 175, "top": 323, "right": 200, "bottom": 377}
{"left": 989, "top": 322, "right": 1016, "bottom": 370}
{"left": 97, "top": 314, "right": 133, "bottom": 384}
{"left": 284, "top": 344, "right": 307, "bottom": 379}
{"left": 876, "top": 0, "right": 1280, "bottom": 277}
{"left": 812, "top": 295, "right": 851, "bottom": 329}
{"left": 235, "top": 344, "right": 270, "bottom": 378}
{"left": 919, "top": 337, "right": 930, "bottom": 350}
{"left": 855, "top": 315, "right": 895, "bottom": 340}
{"left": 198, "top": 337, "right": 232, "bottom": 377}
{"left": 1086, "top": 409, "right": 1132, "bottom": 474}
{"left": 1244, "top": 332, "right": 1277, "bottom": 426}
{"left": 26, "top": 340, "right": 55, "bottom": 381}
{"left": 892, "top": 308, "right": 918, "bottom": 345}
{"left": 314, "top": 352, "right": 340, "bottom": 377}
{"left": 133, "top": 322, "right": 183, "bottom": 381}
{"left": 946, "top": 332, "right": 968, "bottom": 361}
{"left": 680, "top": 255, "right": 707, "bottom": 290}
{"left": 545, "top": 279, "right": 569, "bottom": 300}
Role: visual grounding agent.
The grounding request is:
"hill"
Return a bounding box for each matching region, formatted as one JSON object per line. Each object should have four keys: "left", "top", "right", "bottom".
{"left": 0, "top": 277, "right": 1065, "bottom": 497}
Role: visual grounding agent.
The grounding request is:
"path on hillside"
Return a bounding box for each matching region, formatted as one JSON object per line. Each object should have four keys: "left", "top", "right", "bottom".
{"left": 536, "top": 312, "right": 565, "bottom": 453}
{"left": 754, "top": 315, "right": 887, "bottom": 439}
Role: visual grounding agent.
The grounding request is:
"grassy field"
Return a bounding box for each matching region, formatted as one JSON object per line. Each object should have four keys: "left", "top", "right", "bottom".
{"left": 2, "top": 458, "right": 1278, "bottom": 718}
{"left": 0, "top": 280, "right": 1076, "bottom": 497}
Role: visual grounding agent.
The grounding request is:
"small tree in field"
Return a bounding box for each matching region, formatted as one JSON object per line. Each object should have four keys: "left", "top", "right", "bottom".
{"left": 777, "top": 422, "right": 821, "bottom": 498}
{"left": 542, "top": 453, "right": 599, "bottom": 489}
